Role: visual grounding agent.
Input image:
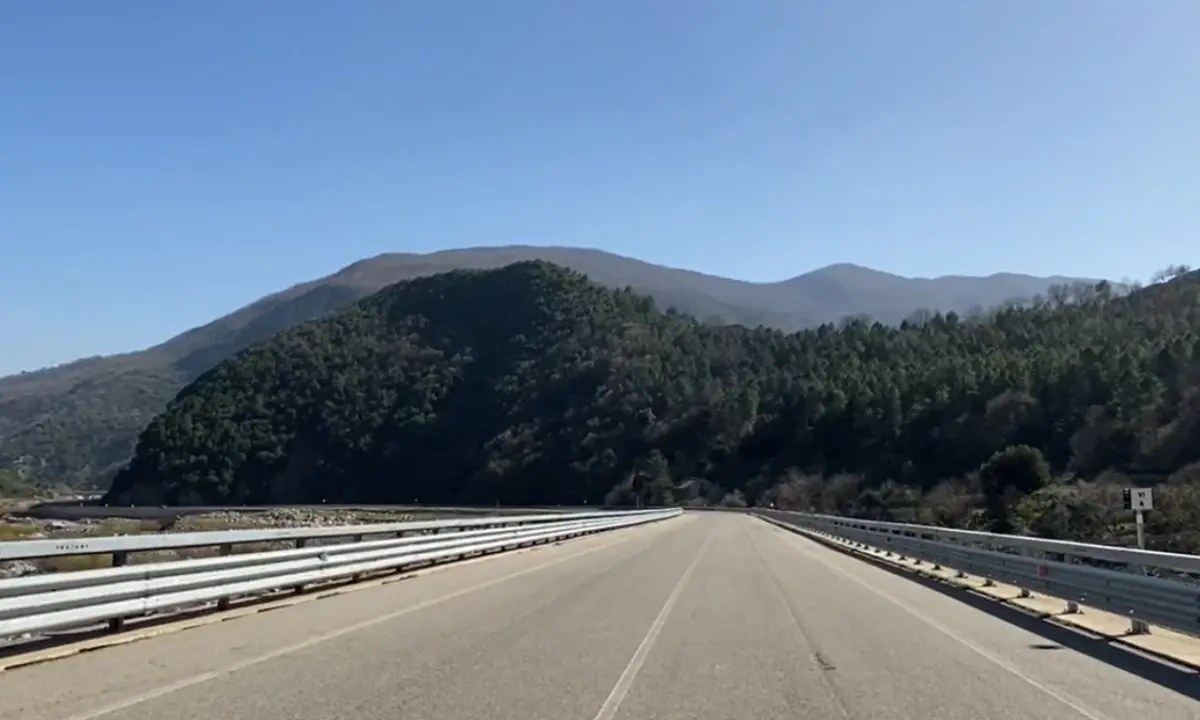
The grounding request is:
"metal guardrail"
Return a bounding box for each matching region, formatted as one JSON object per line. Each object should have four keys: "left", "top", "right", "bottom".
{"left": 0, "top": 508, "right": 680, "bottom": 640}
{"left": 756, "top": 510, "right": 1200, "bottom": 638}
{"left": 0, "top": 509, "right": 662, "bottom": 562}
{"left": 16, "top": 502, "right": 594, "bottom": 522}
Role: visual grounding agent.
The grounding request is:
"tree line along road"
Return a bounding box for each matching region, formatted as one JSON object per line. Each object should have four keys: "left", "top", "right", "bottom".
{"left": 0, "top": 512, "right": 1195, "bottom": 720}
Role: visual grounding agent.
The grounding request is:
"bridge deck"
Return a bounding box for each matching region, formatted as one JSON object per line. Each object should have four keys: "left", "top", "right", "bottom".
{"left": 1, "top": 513, "right": 1193, "bottom": 720}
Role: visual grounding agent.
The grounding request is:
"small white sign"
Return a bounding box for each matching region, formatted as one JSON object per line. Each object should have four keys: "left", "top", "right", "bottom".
{"left": 1129, "top": 487, "right": 1153, "bottom": 511}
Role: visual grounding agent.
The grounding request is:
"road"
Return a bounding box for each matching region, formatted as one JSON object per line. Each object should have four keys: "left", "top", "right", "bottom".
{"left": 0, "top": 512, "right": 1194, "bottom": 720}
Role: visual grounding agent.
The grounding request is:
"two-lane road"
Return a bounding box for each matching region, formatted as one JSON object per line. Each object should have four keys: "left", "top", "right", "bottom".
{"left": 1, "top": 513, "right": 1194, "bottom": 720}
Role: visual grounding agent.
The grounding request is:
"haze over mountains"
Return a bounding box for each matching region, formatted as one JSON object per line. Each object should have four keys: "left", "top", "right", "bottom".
{"left": 1, "top": 245, "right": 1098, "bottom": 488}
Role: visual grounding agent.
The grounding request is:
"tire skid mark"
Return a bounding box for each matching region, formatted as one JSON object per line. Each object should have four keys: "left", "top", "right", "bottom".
{"left": 741, "top": 524, "right": 854, "bottom": 719}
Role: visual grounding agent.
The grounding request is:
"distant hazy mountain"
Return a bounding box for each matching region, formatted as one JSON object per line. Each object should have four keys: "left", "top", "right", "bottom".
{"left": 0, "top": 245, "right": 1098, "bottom": 487}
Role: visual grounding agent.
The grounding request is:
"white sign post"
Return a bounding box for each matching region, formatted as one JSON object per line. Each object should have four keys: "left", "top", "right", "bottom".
{"left": 1123, "top": 487, "right": 1153, "bottom": 550}
{"left": 1121, "top": 486, "right": 1154, "bottom": 634}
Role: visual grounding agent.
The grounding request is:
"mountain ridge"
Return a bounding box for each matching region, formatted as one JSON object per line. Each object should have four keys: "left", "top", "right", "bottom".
{"left": 1, "top": 245, "right": 1103, "bottom": 488}
{"left": 98, "top": 262, "right": 1200, "bottom": 557}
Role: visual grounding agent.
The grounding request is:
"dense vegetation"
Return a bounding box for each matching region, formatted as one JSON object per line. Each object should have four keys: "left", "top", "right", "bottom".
{"left": 105, "top": 261, "right": 1200, "bottom": 551}
{"left": 0, "top": 468, "right": 33, "bottom": 498}
{"left": 1, "top": 246, "right": 1089, "bottom": 488}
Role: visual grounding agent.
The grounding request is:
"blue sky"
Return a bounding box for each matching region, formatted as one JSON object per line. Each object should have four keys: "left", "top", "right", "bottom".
{"left": 2, "top": 1, "right": 1197, "bottom": 375}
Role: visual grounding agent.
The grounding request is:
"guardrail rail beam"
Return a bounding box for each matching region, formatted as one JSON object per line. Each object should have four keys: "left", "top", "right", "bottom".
{"left": 0, "top": 508, "right": 681, "bottom": 641}
{"left": 755, "top": 510, "right": 1200, "bottom": 639}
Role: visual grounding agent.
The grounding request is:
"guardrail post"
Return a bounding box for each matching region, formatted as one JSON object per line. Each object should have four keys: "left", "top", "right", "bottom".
{"left": 1016, "top": 546, "right": 1038, "bottom": 599}
{"left": 294, "top": 570, "right": 314, "bottom": 594}
{"left": 217, "top": 544, "right": 234, "bottom": 610}
{"left": 352, "top": 535, "right": 365, "bottom": 580}
{"left": 108, "top": 551, "right": 129, "bottom": 632}
{"left": 292, "top": 540, "right": 313, "bottom": 594}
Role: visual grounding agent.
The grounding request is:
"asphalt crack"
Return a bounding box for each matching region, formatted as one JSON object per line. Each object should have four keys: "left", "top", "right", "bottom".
{"left": 742, "top": 525, "right": 853, "bottom": 719}
{"left": 814, "top": 650, "right": 837, "bottom": 672}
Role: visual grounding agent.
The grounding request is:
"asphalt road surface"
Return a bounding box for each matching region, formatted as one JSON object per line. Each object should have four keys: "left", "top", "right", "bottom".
{"left": 1, "top": 513, "right": 1194, "bottom": 720}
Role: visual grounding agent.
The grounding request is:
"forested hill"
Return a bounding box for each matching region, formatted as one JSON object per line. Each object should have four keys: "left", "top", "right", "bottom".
{"left": 0, "top": 245, "right": 1091, "bottom": 490}
{"left": 105, "top": 262, "right": 1200, "bottom": 548}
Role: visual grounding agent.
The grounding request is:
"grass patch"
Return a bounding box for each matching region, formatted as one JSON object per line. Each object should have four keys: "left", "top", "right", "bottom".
{"left": 174, "top": 516, "right": 267, "bottom": 532}
{"left": 38, "top": 554, "right": 114, "bottom": 573}
{"left": 92, "top": 518, "right": 150, "bottom": 536}
{"left": 0, "top": 523, "right": 40, "bottom": 540}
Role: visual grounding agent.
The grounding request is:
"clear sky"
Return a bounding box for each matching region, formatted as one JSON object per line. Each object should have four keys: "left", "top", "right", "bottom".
{"left": 1, "top": 1, "right": 1197, "bottom": 375}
